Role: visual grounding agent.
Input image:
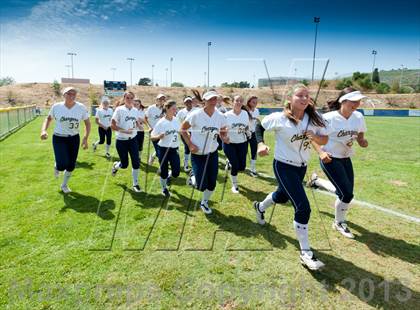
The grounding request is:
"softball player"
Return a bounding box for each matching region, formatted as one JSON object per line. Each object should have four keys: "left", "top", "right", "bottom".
{"left": 40, "top": 87, "right": 91, "bottom": 193}
{"left": 223, "top": 95, "right": 251, "bottom": 193}
{"left": 181, "top": 90, "right": 229, "bottom": 214}
{"left": 253, "top": 84, "right": 329, "bottom": 270}
{"left": 176, "top": 96, "right": 198, "bottom": 172}
{"left": 145, "top": 93, "right": 166, "bottom": 165}
{"left": 246, "top": 95, "right": 260, "bottom": 177}
{"left": 110, "top": 91, "right": 141, "bottom": 193}
{"left": 92, "top": 96, "right": 113, "bottom": 158}
{"left": 320, "top": 87, "right": 368, "bottom": 239}
{"left": 151, "top": 101, "right": 181, "bottom": 197}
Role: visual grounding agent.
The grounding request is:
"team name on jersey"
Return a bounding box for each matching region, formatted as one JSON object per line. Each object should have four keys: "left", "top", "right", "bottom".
{"left": 60, "top": 116, "right": 79, "bottom": 122}
{"left": 165, "top": 129, "right": 177, "bottom": 136}
{"left": 201, "top": 126, "right": 218, "bottom": 133}
{"left": 125, "top": 116, "right": 137, "bottom": 122}
{"left": 231, "top": 123, "right": 248, "bottom": 133}
{"left": 337, "top": 129, "right": 358, "bottom": 137}
{"left": 290, "top": 133, "right": 311, "bottom": 150}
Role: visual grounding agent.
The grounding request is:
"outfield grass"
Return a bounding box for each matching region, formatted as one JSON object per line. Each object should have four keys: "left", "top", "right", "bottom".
{"left": 0, "top": 116, "right": 419, "bottom": 309}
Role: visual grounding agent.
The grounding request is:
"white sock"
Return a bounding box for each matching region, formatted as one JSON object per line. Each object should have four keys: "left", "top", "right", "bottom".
{"left": 259, "top": 192, "right": 274, "bottom": 211}
{"left": 132, "top": 168, "right": 139, "bottom": 186}
{"left": 250, "top": 159, "right": 256, "bottom": 171}
{"left": 114, "top": 161, "right": 121, "bottom": 170}
{"left": 160, "top": 178, "right": 167, "bottom": 189}
{"left": 105, "top": 144, "right": 110, "bottom": 153}
{"left": 62, "top": 170, "right": 72, "bottom": 186}
{"left": 191, "top": 175, "right": 196, "bottom": 186}
{"left": 230, "top": 175, "right": 238, "bottom": 187}
{"left": 184, "top": 154, "right": 190, "bottom": 166}
{"left": 335, "top": 198, "right": 350, "bottom": 223}
{"left": 94, "top": 141, "right": 99, "bottom": 146}
{"left": 293, "top": 221, "right": 311, "bottom": 254}
{"left": 202, "top": 189, "right": 213, "bottom": 203}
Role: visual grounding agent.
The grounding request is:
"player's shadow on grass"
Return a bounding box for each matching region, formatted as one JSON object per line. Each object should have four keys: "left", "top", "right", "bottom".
{"left": 205, "top": 208, "right": 287, "bottom": 249}
{"left": 76, "top": 161, "right": 95, "bottom": 170}
{"left": 117, "top": 182, "right": 194, "bottom": 216}
{"left": 258, "top": 229, "right": 420, "bottom": 309}
{"left": 59, "top": 192, "right": 115, "bottom": 220}
{"left": 237, "top": 182, "right": 277, "bottom": 203}
{"left": 321, "top": 211, "right": 420, "bottom": 265}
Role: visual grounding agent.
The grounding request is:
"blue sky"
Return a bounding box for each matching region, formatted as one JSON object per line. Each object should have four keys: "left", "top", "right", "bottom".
{"left": 1, "top": 0, "right": 419, "bottom": 86}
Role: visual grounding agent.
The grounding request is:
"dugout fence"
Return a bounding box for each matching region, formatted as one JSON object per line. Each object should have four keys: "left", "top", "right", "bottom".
{"left": 0, "top": 105, "right": 38, "bottom": 140}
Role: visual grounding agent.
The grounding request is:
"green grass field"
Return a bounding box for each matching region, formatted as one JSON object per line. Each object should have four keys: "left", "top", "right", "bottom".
{"left": 0, "top": 116, "right": 419, "bottom": 309}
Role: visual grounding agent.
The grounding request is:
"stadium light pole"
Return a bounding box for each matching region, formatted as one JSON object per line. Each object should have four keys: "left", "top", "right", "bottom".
{"left": 371, "top": 50, "right": 377, "bottom": 82}
{"left": 152, "top": 64, "right": 155, "bottom": 87}
{"left": 165, "top": 68, "right": 168, "bottom": 87}
{"left": 67, "top": 52, "right": 77, "bottom": 79}
{"left": 111, "top": 67, "right": 116, "bottom": 80}
{"left": 127, "top": 57, "right": 135, "bottom": 86}
{"left": 311, "top": 17, "right": 320, "bottom": 83}
{"left": 399, "top": 64, "right": 405, "bottom": 88}
{"left": 204, "top": 71, "right": 207, "bottom": 87}
{"left": 170, "top": 57, "right": 173, "bottom": 87}
{"left": 65, "top": 65, "right": 71, "bottom": 78}
{"left": 207, "top": 41, "right": 212, "bottom": 87}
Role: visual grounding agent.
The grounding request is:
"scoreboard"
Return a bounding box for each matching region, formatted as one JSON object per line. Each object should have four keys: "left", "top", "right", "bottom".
{"left": 104, "top": 80, "right": 127, "bottom": 97}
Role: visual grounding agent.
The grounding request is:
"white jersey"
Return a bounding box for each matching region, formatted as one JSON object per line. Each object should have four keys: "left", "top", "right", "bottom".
{"left": 176, "top": 107, "right": 198, "bottom": 124}
{"left": 185, "top": 108, "right": 228, "bottom": 155}
{"left": 48, "top": 101, "right": 89, "bottom": 136}
{"left": 137, "top": 109, "right": 146, "bottom": 132}
{"left": 261, "top": 112, "right": 329, "bottom": 167}
{"left": 225, "top": 109, "right": 250, "bottom": 144}
{"left": 322, "top": 110, "right": 367, "bottom": 158}
{"left": 151, "top": 117, "right": 180, "bottom": 148}
{"left": 249, "top": 108, "right": 260, "bottom": 132}
{"left": 145, "top": 104, "right": 163, "bottom": 128}
{"left": 112, "top": 105, "right": 139, "bottom": 140}
{"left": 216, "top": 105, "right": 227, "bottom": 114}
{"left": 95, "top": 107, "right": 113, "bottom": 128}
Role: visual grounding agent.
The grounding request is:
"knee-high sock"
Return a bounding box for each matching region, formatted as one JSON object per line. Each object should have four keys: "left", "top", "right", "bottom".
{"left": 160, "top": 177, "right": 167, "bottom": 189}
{"left": 259, "top": 192, "right": 274, "bottom": 211}
{"left": 62, "top": 171, "right": 72, "bottom": 186}
{"left": 132, "top": 168, "right": 139, "bottom": 186}
{"left": 202, "top": 189, "right": 214, "bottom": 202}
{"left": 105, "top": 144, "right": 111, "bottom": 153}
{"left": 294, "top": 221, "right": 311, "bottom": 253}
{"left": 250, "top": 159, "right": 256, "bottom": 171}
{"left": 230, "top": 175, "right": 238, "bottom": 187}
{"left": 335, "top": 198, "right": 350, "bottom": 223}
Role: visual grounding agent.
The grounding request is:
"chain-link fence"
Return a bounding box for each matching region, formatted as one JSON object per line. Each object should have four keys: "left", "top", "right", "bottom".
{"left": 0, "top": 105, "right": 39, "bottom": 139}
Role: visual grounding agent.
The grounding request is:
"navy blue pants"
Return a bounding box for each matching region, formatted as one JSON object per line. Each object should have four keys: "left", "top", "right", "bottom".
{"left": 52, "top": 134, "right": 80, "bottom": 172}
{"left": 116, "top": 138, "right": 140, "bottom": 169}
{"left": 98, "top": 127, "right": 112, "bottom": 145}
{"left": 248, "top": 132, "right": 258, "bottom": 160}
{"left": 320, "top": 157, "right": 354, "bottom": 203}
{"left": 152, "top": 140, "right": 160, "bottom": 158}
{"left": 181, "top": 135, "right": 190, "bottom": 155}
{"left": 223, "top": 141, "right": 248, "bottom": 176}
{"left": 191, "top": 151, "right": 219, "bottom": 192}
{"left": 272, "top": 160, "right": 311, "bottom": 224}
{"left": 158, "top": 147, "right": 180, "bottom": 179}
{"left": 136, "top": 131, "right": 144, "bottom": 152}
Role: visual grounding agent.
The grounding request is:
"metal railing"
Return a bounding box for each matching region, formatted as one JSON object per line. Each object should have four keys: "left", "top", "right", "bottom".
{"left": 0, "top": 105, "right": 39, "bottom": 139}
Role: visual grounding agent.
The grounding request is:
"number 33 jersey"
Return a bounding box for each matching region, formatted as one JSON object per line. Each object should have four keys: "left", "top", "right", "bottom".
{"left": 49, "top": 101, "right": 89, "bottom": 136}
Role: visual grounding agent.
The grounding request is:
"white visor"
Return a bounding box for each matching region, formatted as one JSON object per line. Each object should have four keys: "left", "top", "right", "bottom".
{"left": 338, "top": 91, "right": 366, "bottom": 103}
{"left": 203, "top": 91, "right": 219, "bottom": 101}
{"left": 184, "top": 96, "right": 192, "bottom": 103}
